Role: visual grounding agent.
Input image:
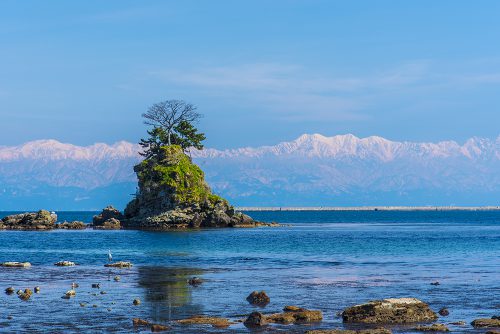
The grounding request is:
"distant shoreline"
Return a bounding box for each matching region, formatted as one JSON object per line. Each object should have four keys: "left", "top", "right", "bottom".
{"left": 238, "top": 206, "right": 500, "bottom": 211}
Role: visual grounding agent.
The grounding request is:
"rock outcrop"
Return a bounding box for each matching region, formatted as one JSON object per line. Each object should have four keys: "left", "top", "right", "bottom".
{"left": 1, "top": 210, "right": 57, "bottom": 230}
{"left": 92, "top": 206, "right": 123, "bottom": 229}
{"left": 471, "top": 318, "right": 500, "bottom": 328}
{"left": 342, "top": 298, "right": 438, "bottom": 324}
{"left": 56, "top": 221, "right": 86, "bottom": 229}
{"left": 123, "top": 145, "right": 258, "bottom": 230}
{"left": 246, "top": 291, "right": 271, "bottom": 306}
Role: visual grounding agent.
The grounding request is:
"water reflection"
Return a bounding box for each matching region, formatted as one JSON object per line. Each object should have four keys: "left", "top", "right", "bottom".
{"left": 137, "top": 266, "right": 204, "bottom": 322}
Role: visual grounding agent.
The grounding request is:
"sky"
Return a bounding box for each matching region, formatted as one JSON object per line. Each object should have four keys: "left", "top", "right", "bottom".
{"left": 1, "top": 0, "right": 500, "bottom": 149}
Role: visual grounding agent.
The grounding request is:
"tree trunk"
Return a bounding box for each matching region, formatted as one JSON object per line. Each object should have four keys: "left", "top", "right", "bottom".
{"left": 167, "top": 131, "right": 171, "bottom": 145}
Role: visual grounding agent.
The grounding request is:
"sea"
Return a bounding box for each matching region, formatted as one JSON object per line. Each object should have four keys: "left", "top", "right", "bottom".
{"left": 0, "top": 210, "right": 498, "bottom": 333}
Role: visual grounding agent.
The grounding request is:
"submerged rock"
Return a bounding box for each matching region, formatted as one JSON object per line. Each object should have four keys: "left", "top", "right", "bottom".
{"left": 306, "top": 329, "right": 392, "bottom": 334}
{"left": 244, "top": 312, "right": 267, "bottom": 328}
{"left": 342, "top": 298, "right": 438, "bottom": 324}
{"left": 438, "top": 308, "right": 449, "bottom": 316}
{"left": 246, "top": 291, "right": 270, "bottom": 306}
{"left": 5, "top": 287, "right": 15, "bottom": 295}
{"left": 1, "top": 262, "right": 31, "bottom": 268}
{"left": 91, "top": 283, "right": 100, "bottom": 289}
{"left": 132, "top": 318, "right": 150, "bottom": 326}
{"left": 471, "top": 318, "right": 500, "bottom": 328}
{"left": 413, "top": 324, "right": 450, "bottom": 331}
{"left": 54, "top": 261, "right": 76, "bottom": 266}
{"left": 151, "top": 324, "right": 170, "bottom": 332}
{"left": 122, "top": 145, "right": 260, "bottom": 230}
{"left": 56, "top": 221, "right": 86, "bottom": 229}
{"left": 177, "top": 316, "right": 233, "bottom": 328}
{"left": 0, "top": 210, "right": 57, "bottom": 230}
{"left": 92, "top": 206, "right": 123, "bottom": 230}
{"left": 113, "top": 276, "right": 121, "bottom": 282}
{"left": 187, "top": 277, "right": 202, "bottom": 286}
{"left": 105, "top": 261, "right": 133, "bottom": 268}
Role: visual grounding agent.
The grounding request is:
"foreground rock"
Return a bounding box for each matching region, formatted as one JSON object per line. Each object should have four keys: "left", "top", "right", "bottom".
{"left": 471, "top": 318, "right": 500, "bottom": 328}
{"left": 122, "top": 145, "right": 260, "bottom": 230}
{"left": 56, "top": 221, "right": 86, "bottom": 229}
{"left": 1, "top": 210, "right": 57, "bottom": 230}
{"left": 306, "top": 329, "right": 392, "bottom": 334}
{"left": 245, "top": 306, "right": 323, "bottom": 326}
{"left": 92, "top": 206, "right": 123, "bottom": 230}
{"left": 246, "top": 291, "right": 270, "bottom": 306}
{"left": 104, "top": 261, "right": 133, "bottom": 268}
{"left": 1, "top": 262, "right": 31, "bottom": 268}
{"left": 413, "top": 324, "right": 449, "bottom": 331}
{"left": 342, "top": 298, "right": 437, "bottom": 324}
{"left": 177, "top": 316, "right": 233, "bottom": 328}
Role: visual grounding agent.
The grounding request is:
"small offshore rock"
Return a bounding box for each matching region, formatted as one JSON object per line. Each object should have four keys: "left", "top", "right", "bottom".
{"left": 342, "top": 298, "right": 438, "bottom": 323}
{"left": 1, "top": 262, "right": 31, "bottom": 268}
{"left": 438, "top": 308, "right": 449, "bottom": 316}
{"left": 100, "top": 290, "right": 107, "bottom": 295}
{"left": 151, "top": 324, "right": 171, "bottom": 332}
{"left": 113, "top": 276, "right": 121, "bottom": 282}
{"left": 62, "top": 289, "right": 76, "bottom": 299}
{"left": 471, "top": 318, "right": 500, "bottom": 328}
{"left": 104, "top": 261, "right": 133, "bottom": 268}
{"left": 449, "top": 321, "right": 466, "bottom": 326}
{"left": 177, "top": 316, "right": 232, "bottom": 328}
{"left": 5, "top": 287, "right": 15, "bottom": 294}
{"left": 244, "top": 312, "right": 267, "bottom": 328}
{"left": 56, "top": 221, "right": 86, "bottom": 229}
{"left": 92, "top": 206, "right": 123, "bottom": 230}
{"left": 93, "top": 304, "right": 98, "bottom": 308}
{"left": 91, "top": 283, "right": 100, "bottom": 289}
{"left": 7, "top": 316, "right": 13, "bottom": 320}
{"left": 413, "top": 324, "right": 450, "bottom": 332}
{"left": 266, "top": 307, "right": 323, "bottom": 324}
{"left": 34, "top": 286, "right": 40, "bottom": 293}
{"left": 246, "top": 290, "right": 270, "bottom": 306}
{"left": 133, "top": 298, "right": 141, "bottom": 305}
{"left": 0, "top": 210, "right": 57, "bottom": 230}
{"left": 80, "top": 303, "right": 86, "bottom": 307}
{"left": 284, "top": 305, "right": 306, "bottom": 312}
{"left": 54, "top": 261, "right": 76, "bottom": 266}
{"left": 133, "top": 318, "right": 150, "bottom": 326}
{"left": 18, "top": 288, "right": 33, "bottom": 301}
{"left": 187, "top": 277, "right": 202, "bottom": 286}
{"left": 430, "top": 281, "right": 440, "bottom": 286}
{"left": 71, "top": 282, "right": 79, "bottom": 289}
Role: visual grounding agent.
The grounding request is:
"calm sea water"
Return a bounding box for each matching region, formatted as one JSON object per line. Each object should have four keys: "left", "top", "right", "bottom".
{"left": 0, "top": 210, "right": 498, "bottom": 333}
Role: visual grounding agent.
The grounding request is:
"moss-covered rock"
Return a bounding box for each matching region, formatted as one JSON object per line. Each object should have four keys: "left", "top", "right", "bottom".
{"left": 123, "top": 145, "right": 257, "bottom": 229}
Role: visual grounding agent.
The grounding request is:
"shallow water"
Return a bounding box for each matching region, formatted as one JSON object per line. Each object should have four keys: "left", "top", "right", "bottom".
{"left": 0, "top": 210, "right": 499, "bottom": 333}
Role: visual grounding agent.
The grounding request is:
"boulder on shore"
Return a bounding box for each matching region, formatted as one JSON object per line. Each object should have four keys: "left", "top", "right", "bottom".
{"left": 342, "top": 298, "right": 438, "bottom": 324}
{"left": 1, "top": 210, "right": 57, "bottom": 230}
{"left": 92, "top": 206, "right": 123, "bottom": 230}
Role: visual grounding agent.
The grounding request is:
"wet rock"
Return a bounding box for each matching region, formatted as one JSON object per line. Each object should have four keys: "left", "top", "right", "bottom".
{"left": 54, "top": 261, "right": 76, "bottom": 266}
{"left": 177, "top": 316, "right": 233, "bottom": 328}
{"left": 113, "top": 276, "right": 121, "bottom": 282}
{"left": 93, "top": 206, "right": 123, "bottom": 229}
{"left": 1, "top": 262, "right": 31, "bottom": 268}
{"left": 413, "top": 324, "right": 449, "bottom": 331}
{"left": 93, "top": 304, "right": 98, "bottom": 308}
{"left": 133, "top": 318, "right": 150, "bottom": 326}
{"left": 100, "top": 291, "right": 107, "bottom": 295}
{"left": 246, "top": 291, "right": 270, "bottom": 306}
{"left": 80, "top": 303, "right": 86, "bottom": 307}
{"left": 5, "top": 287, "right": 15, "bottom": 294}
{"left": 104, "top": 261, "right": 133, "bottom": 268}
{"left": 71, "top": 283, "right": 79, "bottom": 289}
{"left": 151, "top": 324, "right": 171, "bottom": 332}
{"left": 438, "top": 308, "right": 449, "bottom": 316}
{"left": 91, "top": 283, "right": 100, "bottom": 289}
{"left": 7, "top": 316, "right": 13, "bottom": 320}
{"left": 34, "top": 286, "right": 40, "bottom": 293}
{"left": 18, "top": 288, "right": 33, "bottom": 301}
{"left": 62, "top": 289, "right": 76, "bottom": 299}
{"left": 56, "top": 221, "right": 86, "bottom": 229}
{"left": 306, "top": 329, "right": 392, "bottom": 334}
{"left": 486, "top": 331, "right": 500, "bottom": 334}
{"left": 187, "top": 277, "right": 203, "bottom": 286}
{"left": 133, "top": 298, "right": 141, "bottom": 305}
{"left": 284, "top": 305, "right": 306, "bottom": 312}
{"left": 266, "top": 307, "right": 323, "bottom": 324}
{"left": 244, "top": 312, "right": 267, "bottom": 328}
{"left": 0, "top": 210, "right": 57, "bottom": 230}
{"left": 449, "top": 321, "right": 465, "bottom": 326}
{"left": 471, "top": 318, "right": 500, "bottom": 328}
{"left": 342, "top": 298, "right": 438, "bottom": 324}
{"left": 430, "top": 282, "right": 440, "bottom": 286}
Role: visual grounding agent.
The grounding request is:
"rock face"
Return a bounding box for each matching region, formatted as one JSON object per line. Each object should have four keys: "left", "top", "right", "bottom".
{"left": 342, "top": 298, "right": 438, "bottom": 324}
{"left": 92, "top": 206, "right": 123, "bottom": 229}
{"left": 123, "top": 145, "right": 257, "bottom": 230}
{"left": 1, "top": 210, "right": 57, "bottom": 230}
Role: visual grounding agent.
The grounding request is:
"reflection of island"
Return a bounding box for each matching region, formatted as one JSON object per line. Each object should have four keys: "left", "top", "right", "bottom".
{"left": 137, "top": 266, "right": 205, "bottom": 322}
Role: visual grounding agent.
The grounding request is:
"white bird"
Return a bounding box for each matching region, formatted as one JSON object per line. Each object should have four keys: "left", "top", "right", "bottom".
{"left": 108, "top": 249, "right": 112, "bottom": 263}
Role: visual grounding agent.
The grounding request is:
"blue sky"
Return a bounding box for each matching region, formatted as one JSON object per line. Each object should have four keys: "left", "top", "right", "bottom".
{"left": 1, "top": 0, "right": 500, "bottom": 148}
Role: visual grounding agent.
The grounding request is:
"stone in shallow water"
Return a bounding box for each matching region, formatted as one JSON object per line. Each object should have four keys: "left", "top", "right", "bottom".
{"left": 244, "top": 312, "right": 267, "bottom": 328}
{"left": 18, "top": 288, "right": 33, "bottom": 301}
{"left": 342, "top": 298, "right": 438, "bottom": 324}
{"left": 133, "top": 298, "right": 141, "bottom": 305}
{"left": 34, "top": 286, "right": 40, "bottom": 293}
{"left": 438, "top": 308, "right": 449, "bottom": 316}
{"left": 246, "top": 290, "right": 270, "bottom": 306}
{"left": 413, "top": 324, "right": 450, "bottom": 331}
{"left": 1, "top": 262, "right": 31, "bottom": 268}
{"left": 5, "top": 287, "right": 15, "bottom": 294}
{"left": 306, "top": 328, "right": 392, "bottom": 334}
{"left": 266, "top": 307, "right": 323, "bottom": 324}
{"left": 151, "top": 324, "right": 170, "bottom": 332}
{"left": 104, "top": 261, "right": 133, "bottom": 268}
{"left": 177, "top": 316, "right": 233, "bottom": 328}
{"left": 132, "top": 318, "right": 150, "bottom": 326}
{"left": 471, "top": 318, "right": 500, "bottom": 328}
{"left": 54, "top": 261, "right": 76, "bottom": 266}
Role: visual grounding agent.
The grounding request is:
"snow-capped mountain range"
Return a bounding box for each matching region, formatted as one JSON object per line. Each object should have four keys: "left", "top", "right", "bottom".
{"left": 1, "top": 134, "right": 499, "bottom": 210}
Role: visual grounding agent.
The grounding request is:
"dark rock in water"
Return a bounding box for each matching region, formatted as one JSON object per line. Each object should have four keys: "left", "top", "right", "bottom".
{"left": 122, "top": 145, "right": 260, "bottom": 230}
{"left": 187, "top": 277, "right": 203, "bottom": 286}
{"left": 92, "top": 206, "right": 123, "bottom": 229}
{"left": 177, "top": 316, "right": 233, "bottom": 328}
{"left": 244, "top": 312, "right": 267, "bottom": 327}
{"left": 485, "top": 331, "right": 500, "bottom": 334}
{"left": 493, "top": 316, "right": 500, "bottom": 320}
{"left": 246, "top": 291, "right": 270, "bottom": 306}
{"left": 449, "top": 321, "right": 466, "bottom": 326}
{"left": 91, "top": 283, "right": 100, "bottom": 289}
{"left": 113, "top": 276, "right": 121, "bottom": 282}
{"left": 266, "top": 307, "right": 323, "bottom": 324}
{"left": 56, "top": 221, "right": 86, "bottom": 229}
{"left": 18, "top": 288, "right": 33, "bottom": 301}
{"left": 438, "top": 308, "right": 449, "bottom": 316}
{"left": 105, "top": 261, "right": 132, "bottom": 268}
{"left": 471, "top": 318, "right": 500, "bottom": 328}
{"left": 132, "top": 318, "right": 150, "bottom": 326}
{"left": 133, "top": 298, "right": 141, "bottom": 305}
{"left": 5, "top": 287, "right": 15, "bottom": 295}
{"left": 71, "top": 283, "right": 79, "bottom": 289}
{"left": 413, "top": 324, "right": 449, "bottom": 331}
{"left": 430, "top": 281, "right": 440, "bottom": 286}
{"left": 54, "top": 261, "right": 76, "bottom": 266}
{"left": 342, "top": 298, "right": 438, "bottom": 324}
{"left": 1, "top": 210, "right": 57, "bottom": 230}
{"left": 34, "top": 286, "right": 40, "bottom": 293}
{"left": 1, "top": 262, "right": 31, "bottom": 268}
{"left": 151, "top": 324, "right": 171, "bottom": 332}
{"left": 306, "top": 329, "right": 392, "bottom": 334}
